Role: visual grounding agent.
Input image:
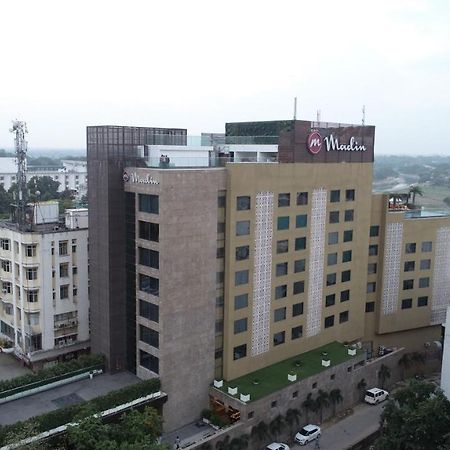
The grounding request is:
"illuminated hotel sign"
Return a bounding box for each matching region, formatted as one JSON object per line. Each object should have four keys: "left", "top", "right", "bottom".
{"left": 123, "top": 171, "right": 159, "bottom": 185}
{"left": 307, "top": 132, "right": 366, "bottom": 155}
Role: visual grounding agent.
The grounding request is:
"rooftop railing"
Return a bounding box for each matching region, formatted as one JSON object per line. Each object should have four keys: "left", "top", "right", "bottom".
{"left": 142, "top": 134, "right": 280, "bottom": 146}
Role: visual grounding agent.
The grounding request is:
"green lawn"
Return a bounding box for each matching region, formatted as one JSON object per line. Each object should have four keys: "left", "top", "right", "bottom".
{"left": 218, "top": 341, "right": 362, "bottom": 402}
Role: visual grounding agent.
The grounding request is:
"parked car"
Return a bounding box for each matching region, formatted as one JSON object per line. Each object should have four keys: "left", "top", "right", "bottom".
{"left": 295, "top": 424, "right": 321, "bottom": 445}
{"left": 364, "top": 387, "right": 389, "bottom": 404}
{"left": 266, "top": 443, "right": 290, "bottom": 450}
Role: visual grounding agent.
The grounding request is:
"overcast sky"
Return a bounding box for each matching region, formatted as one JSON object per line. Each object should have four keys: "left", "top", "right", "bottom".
{"left": 0, "top": 0, "right": 449, "bottom": 154}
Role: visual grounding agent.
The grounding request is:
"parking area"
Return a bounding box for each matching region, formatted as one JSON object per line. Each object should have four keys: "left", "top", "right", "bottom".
{"left": 0, "top": 352, "right": 31, "bottom": 381}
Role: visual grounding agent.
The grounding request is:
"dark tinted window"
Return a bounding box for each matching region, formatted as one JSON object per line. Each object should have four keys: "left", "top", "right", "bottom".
{"left": 294, "top": 259, "right": 306, "bottom": 273}
{"left": 236, "top": 220, "right": 250, "bottom": 236}
{"left": 291, "top": 326, "right": 303, "bottom": 340}
{"left": 297, "top": 192, "right": 308, "bottom": 205}
{"left": 330, "top": 190, "right": 340, "bottom": 202}
{"left": 296, "top": 214, "right": 308, "bottom": 228}
{"left": 325, "top": 294, "right": 335, "bottom": 307}
{"left": 295, "top": 237, "right": 307, "bottom": 251}
{"left": 278, "top": 193, "right": 290, "bottom": 207}
{"left": 344, "top": 209, "right": 354, "bottom": 222}
{"left": 140, "top": 324, "right": 159, "bottom": 348}
{"left": 139, "top": 300, "right": 159, "bottom": 322}
{"left": 346, "top": 189, "right": 355, "bottom": 201}
{"left": 236, "top": 245, "right": 250, "bottom": 261}
{"left": 275, "top": 285, "right": 287, "bottom": 299}
{"left": 418, "top": 296, "right": 428, "bottom": 307}
{"left": 365, "top": 301, "right": 375, "bottom": 312}
{"left": 235, "top": 270, "right": 249, "bottom": 286}
{"left": 274, "top": 307, "right": 286, "bottom": 322}
{"left": 339, "top": 311, "right": 349, "bottom": 323}
{"left": 237, "top": 196, "right": 251, "bottom": 210}
{"left": 293, "top": 281, "right": 304, "bottom": 295}
{"left": 342, "top": 250, "right": 352, "bottom": 263}
{"left": 278, "top": 216, "right": 290, "bottom": 230}
{"left": 234, "top": 318, "right": 248, "bottom": 334}
{"left": 139, "top": 194, "right": 159, "bottom": 214}
{"left": 340, "top": 290, "right": 350, "bottom": 302}
{"left": 139, "top": 247, "right": 159, "bottom": 269}
{"left": 233, "top": 344, "right": 247, "bottom": 360}
{"left": 140, "top": 350, "right": 159, "bottom": 373}
{"left": 139, "top": 221, "right": 159, "bottom": 242}
{"left": 277, "top": 240, "right": 289, "bottom": 253}
{"left": 273, "top": 331, "right": 285, "bottom": 346}
{"left": 402, "top": 298, "right": 412, "bottom": 309}
{"left": 139, "top": 274, "right": 159, "bottom": 296}
{"left": 292, "top": 302, "right": 304, "bottom": 316}
{"left": 329, "top": 211, "right": 339, "bottom": 224}
{"left": 370, "top": 225, "right": 379, "bottom": 237}
{"left": 234, "top": 294, "right": 248, "bottom": 310}
{"left": 325, "top": 315, "right": 335, "bottom": 328}
{"left": 276, "top": 262, "right": 288, "bottom": 277}
{"left": 405, "top": 243, "right": 416, "bottom": 254}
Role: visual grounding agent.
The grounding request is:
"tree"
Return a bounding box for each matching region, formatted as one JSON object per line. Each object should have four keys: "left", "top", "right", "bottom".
{"left": 357, "top": 378, "right": 367, "bottom": 402}
{"left": 67, "top": 413, "right": 115, "bottom": 450}
{"left": 378, "top": 364, "right": 391, "bottom": 390}
{"left": 302, "top": 393, "right": 315, "bottom": 422}
{"left": 410, "top": 351, "right": 425, "bottom": 375}
{"left": 329, "top": 389, "right": 343, "bottom": 417}
{"left": 4, "top": 420, "right": 49, "bottom": 450}
{"left": 443, "top": 196, "right": 450, "bottom": 206}
{"left": 315, "top": 390, "right": 330, "bottom": 424}
{"left": 215, "top": 435, "right": 230, "bottom": 450}
{"left": 251, "top": 421, "right": 269, "bottom": 448}
{"left": 27, "top": 176, "right": 60, "bottom": 201}
{"left": 285, "top": 408, "right": 301, "bottom": 440}
{"left": 229, "top": 434, "right": 249, "bottom": 450}
{"left": 408, "top": 184, "right": 424, "bottom": 204}
{"left": 398, "top": 353, "right": 412, "bottom": 380}
{"left": 375, "top": 380, "right": 450, "bottom": 450}
{"left": 0, "top": 185, "right": 13, "bottom": 215}
{"left": 269, "top": 415, "right": 284, "bottom": 441}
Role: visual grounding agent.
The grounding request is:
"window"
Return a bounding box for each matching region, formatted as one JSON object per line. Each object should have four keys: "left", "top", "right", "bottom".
{"left": 236, "top": 245, "right": 250, "bottom": 261}
{"left": 216, "top": 296, "right": 224, "bottom": 307}
{"left": 233, "top": 344, "right": 247, "bottom": 360}
{"left": 403, "top": 279, "right": 414, "bottom": 290}
{"left": 367, "top": 282, "right": 376, "bottom": 293}
{"left": 275, "top": 285, "right": 287, "bottom": 299}
{"left": 59, "top": 241, "right": 68, "bottom": 256}
{"left": 291, "top": 325, "right": 303, "bottom": 340}
{"left": 297, "top": 192, "right": 308, "bottom": 205}
{"left": 217, "top": 247, "right": 225, "bottom": 258}
{"left": 215, "top": 320, "right": 223, "bottom": 335}
{"left": 346, "top": 189, "right": 355, "bottom": 201}
{"left": 140, "top": 350, "right": 159, "bottom": 373}
{"left": 25, "top": 245, "right": 37, "bottom": 257}
{"left": 324, "top": 315, "right": 335, "bottom": 328}
{"left": 329, "top": 211, "right": 339, "bottom": 224}
{"left": 72, "top": 266, "right": 78, "bottom": 275}
{"left": 341, "top": 270, "right": 351, "bottom": 282}
{"left": 277, "top": 240, "right": 289, "bottom": 254}
{"left": 140, "top": 325, "right": 159, "bottom": 348}
{"left": 294, "top": 259, "right": 306, "bottom": 273}
{"left": 402, "top": 298, "right": 412, "bottom": 309}
{"left": 330, "top": 190, "right": 340, "bottom": 202}
{"left": 278, "top": 193, "right": 290, "bottom": 207}
{"left": 344, "top": 209, "right": 354, "bottom": 222}
{"left": 277, "top": 216, "right": 290, "bottom": 230}
{"left": 276, "top": 262, "right": 288, "bottom": 277}
{"left": 3, "top": 303, "right": 12, "bottom": 315}
{"left": 26, "top": 267, "right": 38, "bottom": 280}
{"left": 418, "top": 296, "right": 428, "bottom": 307}
{"left": 419, "top": 277, "right": 430, "bottom": 288}
{"left": 368, "top": 263, "right": 377, "bottom": 274}
{"left": 296, "top": 214, "right": 308, "bottom": 228}
{"left": 0, "top": 239, "right": 10, "bottom": 251}
{"left": 292, "top": 302, "right": 304, "bottom": 316}
{"left": 274, "top": 307, "right": 286, "bottom": 322}
{"left": 326, "top": 273, "right": 336, "bottom": 286}
{"left": 370, "top": 225, "right": 379, "bottom": 237}
{"left": 139, "top": 194, "right": 159, "bottom": 214}
{"left": 139, "top": 248, "right": 159, "bottom": 269}
{"left": 422, "top": 241, "right": 432, "bottom": 252}
{"left": 343, "top": 230, "right": 353, "bottom": 242}
{"left": 234, "top": 294, "right": 248, "bottom": 310}
{"left": 60, "top": 263, "right": 69, "bottom": 278}
{"left": 405, "top": 243, "right": 416, "bottom": 254}
{"left": 217, "top": 222, "right": 225, "bottom": 233}
{"left": 2, "top": 281, "right": 12, "bottom": 294}
{"left": 139, "top": 274, "right": 159, "bottom": 296}
{"left": 236, "top": 220, "right": 250, "bottom": 236}
{"left": 139, "top": 221, "right": 159, "bottom": 242}
{"left": 1, "top": 260, "right": 11, "bottom": 272}
{"left": 420, "top": 259, "right": 431, "bottom": 270}
{"left": 369, "top": 245, "right": 378, "bottom": 256}
{"left": 27, "top": 290, "right": 38, "bottom": 303}
{"left": 235, "top": 270, "right": 249, "bottom": 286}
{"left": 339, "top": 311, "right": 349, "bottom": 323}
{"left": 325, "top": 294, "right": 335, "bottom": 307}
{"left": 234, "top": 318, "right": 248, "bottom": 334}
{"left": 273, "top": 331, "right": 285, "bottom": 346}
{"left": 342, "top": 250, "right": 352, "bottom": 263}
{"left": 340, "top": 289, "right": 350, "bottom": 302}
{"left": 60, "top": 285, "right": 69, "bottom": 300}
{"left": 365, "top": 301, "right": 375, "bottom": 313}
{"left": 404, "top": 261, "right": 415, "bottom": 272}
{"left": 139, "top": 300, "right": 159, "bottom": 322}
{"left": 237, "top": 196, "right": 251, "bottom": 210}
{"left": 293, "top": 281, "right": 304, "bottom": 295}
{"left": 73, "top": 287, "right": 78, "bottom": 297}
{"left": 327, "top": 253, "right": 337, "bottom": 266}
{"left": 216, "top": 272, "right": 224, "bottom": 284}
{"left": 218, "top": 195, "right": 226, "bottom": 208}
{"left": 295, "top": 237, "right": 307, "bottom": 251}
{"left": 328, "top": 232, "right": 339, "bottom": 245}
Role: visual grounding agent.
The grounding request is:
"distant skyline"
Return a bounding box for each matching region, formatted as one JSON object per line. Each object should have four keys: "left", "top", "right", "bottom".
{"left": 1, "top": 0, "right": 449, "bottom": 155}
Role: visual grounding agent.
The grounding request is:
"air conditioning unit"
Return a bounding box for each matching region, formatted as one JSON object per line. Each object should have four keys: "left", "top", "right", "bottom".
{"left": 58, "top": 341, "right": 65, "bottom": 347}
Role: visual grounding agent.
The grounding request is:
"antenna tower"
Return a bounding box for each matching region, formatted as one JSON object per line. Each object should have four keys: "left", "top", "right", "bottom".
{"left": 362, "top": 105, "right": 366, "bottom": 126}
{"left": 293, "top": 97, "right": 297, "bottom": 121}
{"left": 316, "top": 109, "right": 321, "bottom": 123}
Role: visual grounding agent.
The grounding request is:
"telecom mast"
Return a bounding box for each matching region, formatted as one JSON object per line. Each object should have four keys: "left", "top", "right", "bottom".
{"left": 9, "top": 120, "right": 29, "bottom": 229}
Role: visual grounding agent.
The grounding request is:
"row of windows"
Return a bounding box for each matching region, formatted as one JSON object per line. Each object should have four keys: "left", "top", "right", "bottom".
{"left": 365, "top": 296, "right": 428, "bottom": 313}
{"left": 404, "top": 259, "right": 431, "bottom": 271}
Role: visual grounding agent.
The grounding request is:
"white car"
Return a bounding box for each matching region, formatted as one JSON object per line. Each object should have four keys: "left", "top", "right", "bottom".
{"left": 295, "top": 424, "right": 321, "bottom": 445}
{"left": 266, "top": 443, "right": 290, "bottom": 450}
{"left": 364, "top": 387, "right": 389, "bottom": 404}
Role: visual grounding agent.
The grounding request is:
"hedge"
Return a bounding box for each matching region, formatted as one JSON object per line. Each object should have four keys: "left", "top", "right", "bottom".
{"left": 0, "top": 377, "right": 161, "bottom": 446}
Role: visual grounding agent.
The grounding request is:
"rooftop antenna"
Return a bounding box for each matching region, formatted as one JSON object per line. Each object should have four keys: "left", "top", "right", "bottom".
{"left": 293, "top": 97, "right": 297, "bottom": 121}
{"left": 362, "top": 105, "right": 366, "bottom": 126}
{"left": 316, "top": 109, "right": 321, "bottom": 123}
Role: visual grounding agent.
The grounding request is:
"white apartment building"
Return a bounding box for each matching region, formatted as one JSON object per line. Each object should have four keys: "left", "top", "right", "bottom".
{"left": 0, "top": 203, "right": 89, "bottom": 367}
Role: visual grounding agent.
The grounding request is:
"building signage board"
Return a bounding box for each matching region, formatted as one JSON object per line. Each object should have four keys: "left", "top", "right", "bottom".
{"left": 123, "top": 171, "right": 159, "bottom": 185}
{"left": 307, "top": 132, "right": 367, "bottom": 154}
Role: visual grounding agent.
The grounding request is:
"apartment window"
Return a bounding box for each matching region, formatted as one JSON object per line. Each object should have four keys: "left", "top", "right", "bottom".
{"left": 215, "top": 320, "right": 223, "bottom": 335}
{"left": 26, "top": 267, "right": 38, "bottom": 280}
{"left": 236, "top": 220, "right": 250, "bottom": 236}
{"left": 370, "top": 225, "right": 379, "bottom": 237}
{"left": 233, "top": 344, "right": 247, "bottom": 360}
{"left": 292, "top": 302, "right": 304, "bottom": 316}
{"left": 140, "top": 350, "right": 159, "bottom": 373}
{"left": 236, "top": 245, "right": 250, "bottom": 261}
{"left": 420, "top": 259, "right": 431, "bottom": 270}
{"left": 1, "top": 260, "right": 11, "bottom": 272}
{"left": 217, "top": 247, "right": 225, "bottom": 258}
{"left": 140, "top": 325, "right": 159, "bottom": 348}
{"left": 59, "top": 241, "right": 68, "bottom": 256}
{"left": 293, "top": 281, "right": 304, "bottom": 295}
{"left": 343, "top": 230, "right": 353, "bottom": 242}
{"left": 278, "top": 193, "right": 290, "bottom": 207}
{"left": 344, "top": 209, "right": 354, "bottom": 222}
{"left": 277, "top": 240, "right": 289, "bottom": 254}
{"left": 235, "top": 270, "right": 249, "bottom": 286}
{"left": 326, "top": 273, "right": 336, "bottom": 286}
{"left": 329, "top": 211, "right": 339, "bottom": 224}
{"left": 346, "top": 189, "right": 355, "bottom": 201}
{"left": 277, "top": 216, "right": 290, "bottom": 230}
{"left": 418, "top": 296, "right": 428, "bottom": 307}
{"left": 327, "top": 253, "right": 338, "bottom": 266}
{"left": 402, "top": 298, "right": 412, "bottom": 309}
{"left": 275, "top": 285, "right": 287, "bottom": 299}
{"left": 405, "top": 243, "right": 416, "bottom": 254}
{"left": 72, "top": 266, "right": 78, "bottom": 275}
{"left": 339, "top": 310, "right": 349, "bottom": 323}
{"left": 139, "top": 299, "right": 159, "bottom": 322}
{"left": 419, "top": 277, "right": 430, "bottom": 288}
{"left": 369, "top": 245, "right": 378, "bottom": 256}
{"left": 139, "top": 274, "right": 159, "bottom": 296}
{"left": 73, "top": 287, "right": 78, "bottom": 297}
{"left": 404, "top": 261, "right": 415, "bottom": 272}
{"left": 216, "top": 272, "right": 224, "bottom": 284}
{"left": 422, "top": 241, "right": 432, "bottom": 252}
{"left": 0, "top": 239, "right": 10, "bottom": 251}
{"left": 216, "top": 296, "right": 224, "bottom": 307}
{"left": 27, "top": 290, "right": 38, "bottom": 303}
{"left": 340, "top": 289, "right": 350, "bottom": 302}
{"left": 72, "top": 245, "right": 77, "bottom": 253}
{"left": 325, "top": 294, "right": 335, "bottom": 307}
{"left": 365, "top": 302, "right": 375, "bottom": 313}
{"left": 330, "top": 190, "right": 340, "bottom": 203}
{"left": 274, "top": 307, "right": 286, "bottom": 322}
{"left": 276, "top": 262, "right": 288, "bottom": 277}
{"left": 368, "top": 263, "right": 377, "bottom": 274}
{"left": 234, "top": 294, "right": 248, "bottom": 310}
{"left": 296, "top": 214, "right": 308, "bottom": 228}
{"left": 367, "top": 282, "right": 376, "bottom": 293}
{"left": 217, "top": 222, "right": 225, "bottom": 233}
{"left": 324, "top": 315, "right": 335, "bottom": 328}
{"left": 139, "top": 221, "right": 159, "bottom": 242}
{"left": 403, "top": 279, "right": 414, "bottom": 290}
{"left": 295, "top": 237, "right": 306, "bottom": 251}
{"left": 328, "top": 232, "right": 339, "bottom": 245}
{"left": 60, "top": 285, "right": 69, "bottom": 300}
{"left": 2, "top": 281, "right": 12, "bottom": 294}
{"left": 25, "top": 245, "right": 37, "bottom": 257}
{"left": 218, "top": 195, "right": 226, "bottom": 208}
{"left": 3, "top": 304, "right": 12, "bottom": 315}
{"left": 291, "top": 325, "right": 303, "bottom": 340}
{"left": 234, "top": 318, "right": 248, "bottom": 334}
{"left": 60, "top": 263, "right": 69, "bottom": 278}
{"left": 294, "top": 259, "right": 306, "bottom": 273}
{"left": 341, "top": 270, "right": 351, "bottom": 282}
{"left": 273, "top": 331, "right": 285, "bottom": 346}
{"left": 297, "top": 192, "right": 308, "bottom": 205}
{"left": 237, "top": 196, "right": 251, "bottom": 210}
{"left": 342, "top": 250, "right": 352, "bottom": 263}
{"left": 215, "top": 349, "right": 223, "bottom": 360}
{"left": 138, "top": 194, "right": 159, "bottom": 214}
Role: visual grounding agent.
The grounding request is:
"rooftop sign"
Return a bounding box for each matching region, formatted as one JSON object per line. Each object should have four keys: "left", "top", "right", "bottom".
{"left": 123, "top": 171, "right": 159, "bottom": 185}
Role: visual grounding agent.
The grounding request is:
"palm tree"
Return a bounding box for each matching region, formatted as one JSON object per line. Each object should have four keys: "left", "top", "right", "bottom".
{"left": 409, "top": 185, "right": 424, "bottom": 204}
{"left": 269, "top": 415, "right": 284, "bottom": 441}
{"left": 251, "top": 421, "right": 269, "bottom": 448}
{"left": 315, "top": 390, "right": 330, "bottom": 424}
{"left": 285, "top": 408, "right": 302, "bottom": 440}
{"left": 378, "top": 364, "right": 391, "bottom": 390}
{"left": 398, "top": 353, "right": 412, "bottom": 380}
{"left": 329, "top": 389, "right": 343, "bottom": 417}
{"left": 357, "top": 378, "right": 367, "bottom": 401}
{"left": 302, "top": 393, "right": 315, "bottom": 423}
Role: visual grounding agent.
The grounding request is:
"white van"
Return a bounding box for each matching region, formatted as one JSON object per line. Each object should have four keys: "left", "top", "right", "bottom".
{"left": 365, "top": 388, "right": 389, "bottom": 404}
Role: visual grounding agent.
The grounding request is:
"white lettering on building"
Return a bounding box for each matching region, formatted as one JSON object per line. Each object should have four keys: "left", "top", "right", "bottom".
{"left": 129, "top": 173, "right": 159, "bottom": 185}
{"left": 324, "top": 135, "right": 367, "bottom": 152}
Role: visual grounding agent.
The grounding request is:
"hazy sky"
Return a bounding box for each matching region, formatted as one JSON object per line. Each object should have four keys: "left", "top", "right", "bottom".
{"left": 1, "top": 0, "right": 449, "bottom": 154}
